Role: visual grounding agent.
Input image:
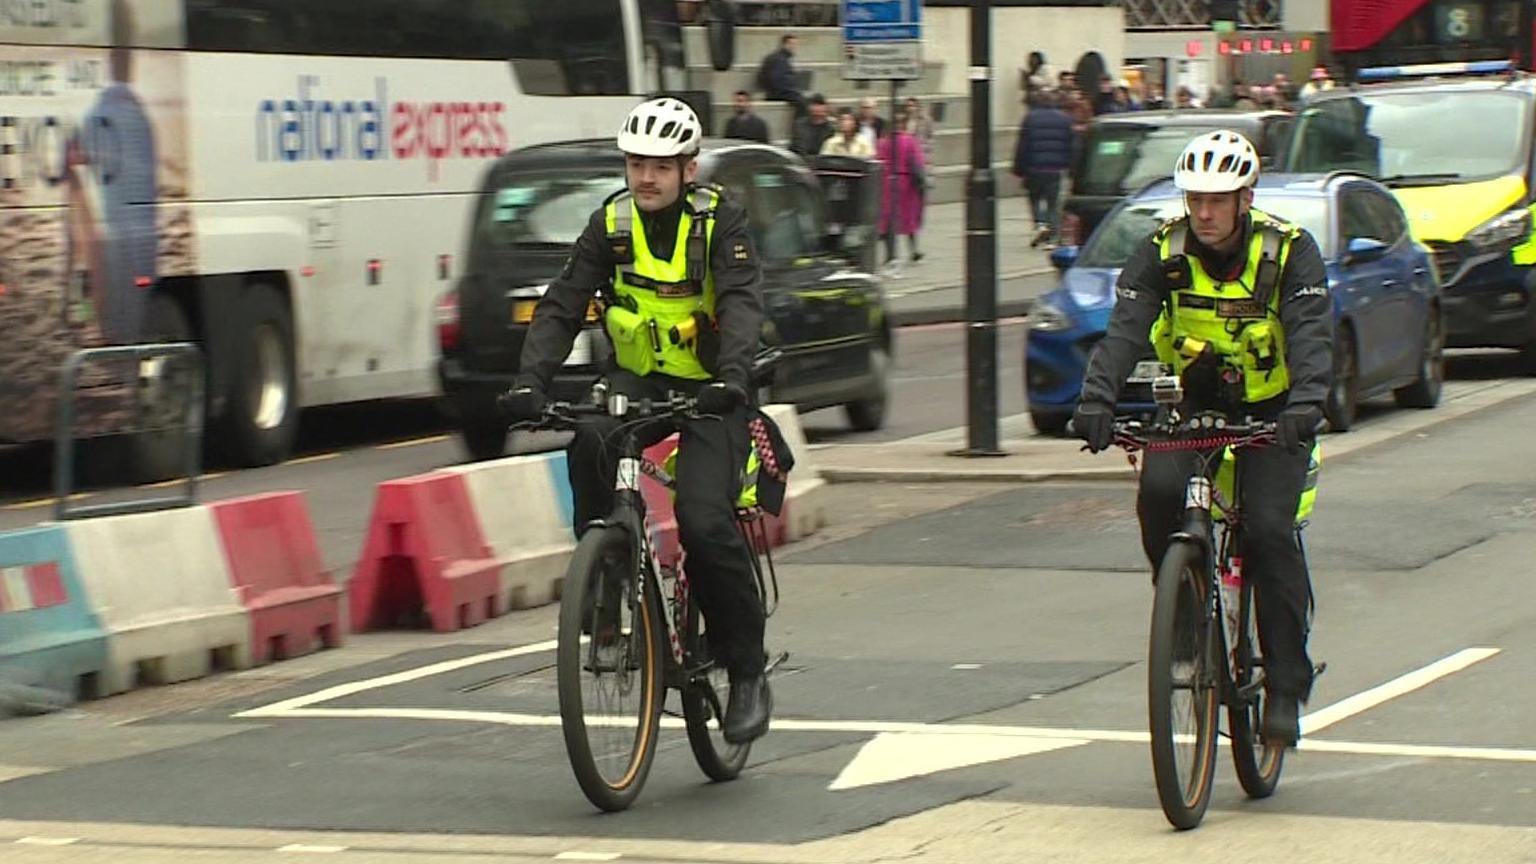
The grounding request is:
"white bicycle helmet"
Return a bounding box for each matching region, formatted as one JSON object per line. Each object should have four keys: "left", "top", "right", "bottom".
{"left": 617, "top": 97, "right": 702, "bottom": 158}
{"left": 1173, "top": 130, "right": 1260, "bottom": 193}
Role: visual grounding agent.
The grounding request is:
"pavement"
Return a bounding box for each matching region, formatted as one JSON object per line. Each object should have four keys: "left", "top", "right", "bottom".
{"left": 880, "top": 195, "right": 1060, "bottom": 326}
{"left": 810, "top": 377, "right": 1536, "bottom": 483}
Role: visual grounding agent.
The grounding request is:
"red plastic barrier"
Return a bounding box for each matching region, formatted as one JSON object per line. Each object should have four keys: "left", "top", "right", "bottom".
{"left": 210, "top": 492, "right": 343, "bottom": 664}
{"left": 349, "top": 473, "right": 502, "bottom": 633}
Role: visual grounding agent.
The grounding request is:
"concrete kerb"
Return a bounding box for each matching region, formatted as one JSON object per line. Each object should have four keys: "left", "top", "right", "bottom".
{"left": 818, "top": 379, "right": 1536, "bottom": 484}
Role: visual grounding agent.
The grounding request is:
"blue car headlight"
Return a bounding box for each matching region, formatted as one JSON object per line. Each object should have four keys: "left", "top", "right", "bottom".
{"left": 1029, "top": 298, "right": 1071, "bottom": 332}
{"left": 1467, "top": 208, "right": 1532, "bottom": 253}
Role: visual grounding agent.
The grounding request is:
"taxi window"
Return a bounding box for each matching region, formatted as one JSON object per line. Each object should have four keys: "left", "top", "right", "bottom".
{"left": 479, "top": 171, "right": 624, "bottom": 247}
{"left": 746, "top": 168, "right": 826, "bottom": 265}
{"left": 1076, "top": 124, "right": 1240, "bottom": 196}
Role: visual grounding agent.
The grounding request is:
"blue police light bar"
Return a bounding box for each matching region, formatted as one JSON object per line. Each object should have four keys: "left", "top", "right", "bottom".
{"left": 1357, "top": 59, "right": 1514, "bottom": 81}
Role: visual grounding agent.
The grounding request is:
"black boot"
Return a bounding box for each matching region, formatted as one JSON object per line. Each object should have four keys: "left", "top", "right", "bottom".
{"left": 1263, "top": 691, "right": 1301, "bottom": 747}
{"left": 723, "top": 674, "right": 771, "bottom": 744}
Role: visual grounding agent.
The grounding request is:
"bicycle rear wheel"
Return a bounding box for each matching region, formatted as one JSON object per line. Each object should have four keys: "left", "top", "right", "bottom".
{"left": 1148, "top": 539, "right": 1220, "bottom": 830}
{"left": 1229, "top": 580, "right": 1286, "bottom": 798}
{"left": 682, "top": 600, "right": 751, "bottom": 781}
{"left": 557, "top": 526, "right": 664, "bottom": 812}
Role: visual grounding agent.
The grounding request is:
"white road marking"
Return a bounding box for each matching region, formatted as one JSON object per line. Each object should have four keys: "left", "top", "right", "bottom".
{"left": 15, "top": 837, "right": 79, "bottom": 846}
{"left": 829, "top": 731, "right": 1088, "bottom": 790}
{"left": 377, "top": 435, "right": 450, "bottom": 450}
{"left": 277, "top": 844, "right": 348, "bottom": 853}
{"left": 233, "top": 640, "right": 558, "bottom": 717}
{"left": 237, "top": 643, "right": 1534, "bottom": 767}
{"left": 282, "top": 453, "right": 341, "bottom": 466}
{"left": 951, "top": 663, "right": 983, "bottom": 670}
{"left": 554, "top": 853, "right": 623, "bottom": 861}
{"left": 1302, "top": 647, "right": 1501, "bottom": 736}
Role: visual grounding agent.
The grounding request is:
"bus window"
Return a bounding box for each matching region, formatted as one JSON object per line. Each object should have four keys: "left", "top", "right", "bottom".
{"left": 186, "top": 0, "right": 631, "bottom": 94}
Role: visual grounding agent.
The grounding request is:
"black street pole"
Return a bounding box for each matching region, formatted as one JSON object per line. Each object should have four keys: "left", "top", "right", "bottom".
{"left": 957, "top": 0, "right": 1001, "bottom": 456}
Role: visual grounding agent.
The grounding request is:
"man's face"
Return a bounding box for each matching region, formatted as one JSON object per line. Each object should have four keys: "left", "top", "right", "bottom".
{"left": 734, "top": 92, "right": 750, "bottom": 114}
{"left": 811, "top": 102, "right": 828, "bottom": 122}
{"left": 626, "top": 155, "right": 696, "bottom": 212}
{"left": 1186, "top": 189, "right": 1252, "bottom": 248}
{"left": 784, "top": 37, "right": 797, "bottom": 55}
{"left": 860, "top": 101, "right": 876, "bottom": 121}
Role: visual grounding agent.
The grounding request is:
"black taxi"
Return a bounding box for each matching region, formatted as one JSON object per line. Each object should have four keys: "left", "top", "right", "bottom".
{"left": 436, "top": 138, "right": 891, "bottom": 460}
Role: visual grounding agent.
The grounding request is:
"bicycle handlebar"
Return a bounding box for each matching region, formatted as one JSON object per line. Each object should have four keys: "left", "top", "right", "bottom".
{"left": 515, "top": 392, "right": 704, "bottom": 433}
{"left": 1110, "top": 415, "right": 1277, "bottom": 453}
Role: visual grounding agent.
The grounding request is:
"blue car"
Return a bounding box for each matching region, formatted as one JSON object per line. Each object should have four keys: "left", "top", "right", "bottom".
{"left": 1025, "top": 173, "right": 1445, "bottom": 435}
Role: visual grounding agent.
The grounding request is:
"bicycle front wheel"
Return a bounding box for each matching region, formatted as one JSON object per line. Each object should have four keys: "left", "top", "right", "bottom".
{"left": 1230, "top": 580, "right": 1286, "bottom": 798}
{"left": 1148, "top": 539, "right": 1220, "bottom": 830}
{"left": 682, "top": 600, "right": 751, "bottom": 782}
{"left": 557, "top": 526, "right": 664, "bottom": 812}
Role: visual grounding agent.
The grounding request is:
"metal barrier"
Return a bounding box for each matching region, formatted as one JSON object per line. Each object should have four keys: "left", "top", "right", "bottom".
{"left": 53, "top": 343, "right": 205, "bottom": 521}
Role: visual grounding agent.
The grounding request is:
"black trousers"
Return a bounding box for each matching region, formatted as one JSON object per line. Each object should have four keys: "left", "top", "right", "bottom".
{"left": 567, "top": 371, "right": 766, "bottom": 678}
{"left": 1137, "top": 443, "right": 1315, "bottom": 699}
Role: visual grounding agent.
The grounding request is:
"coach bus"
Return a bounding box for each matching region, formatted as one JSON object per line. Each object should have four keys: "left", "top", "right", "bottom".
{"left": 0, "top": 0, "right": 726, "bottom": 478}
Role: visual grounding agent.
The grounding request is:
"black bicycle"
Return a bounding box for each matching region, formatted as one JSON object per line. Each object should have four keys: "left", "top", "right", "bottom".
{"left": 1105, "top": 398, "right": 1309, "bottom": 830}
{"left": 516, "top": 390, "right": 782, "bottom": 812}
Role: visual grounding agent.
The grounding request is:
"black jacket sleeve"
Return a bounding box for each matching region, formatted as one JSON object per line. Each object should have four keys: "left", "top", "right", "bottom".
{"left": 707, "top": 197, "right": 765, "bottom": 391}
{"left": 1080, "top": 237, "right": 1168, "bottom": 406}
{"left": 1276, "top": 229, "right": 1333, "bottom": 407}
{"left": 516, "top": 208, "right": 613, "bottom": 390}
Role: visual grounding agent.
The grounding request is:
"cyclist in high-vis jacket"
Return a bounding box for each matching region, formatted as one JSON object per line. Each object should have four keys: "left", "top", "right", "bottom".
{"left": 1074, "top": 130, "right": 1333, "bottom": 747}
{"left": 500, "top": 98, "right": 771, "bottom": 744}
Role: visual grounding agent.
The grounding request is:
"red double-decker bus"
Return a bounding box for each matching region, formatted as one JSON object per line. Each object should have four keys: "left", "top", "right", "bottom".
{"left": 1331, "top": 0, "right": 1536, "bottom": 77}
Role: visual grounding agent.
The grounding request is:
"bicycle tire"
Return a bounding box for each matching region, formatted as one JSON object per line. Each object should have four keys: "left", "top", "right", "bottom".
{"left": 682, "top": 600, "right": 751, "bottom": 782}
{"left": 1148, "top": 539, "right": 1220, "bottom": 830}
{"left": 557, "top": 526, "right": 664, "bottom": 812}
{"left": 1229, "top": 579, "right": 1286, "bottom": 798}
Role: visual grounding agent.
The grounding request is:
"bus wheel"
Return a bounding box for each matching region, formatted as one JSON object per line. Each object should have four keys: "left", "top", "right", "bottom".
{"left": 223, "top": 284, "right": 298, "bottom": 467}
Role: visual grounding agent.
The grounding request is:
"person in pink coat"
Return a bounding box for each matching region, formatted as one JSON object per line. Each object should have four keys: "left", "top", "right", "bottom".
{"left": 877, "top": 111, "right": 927, "bottom": 268}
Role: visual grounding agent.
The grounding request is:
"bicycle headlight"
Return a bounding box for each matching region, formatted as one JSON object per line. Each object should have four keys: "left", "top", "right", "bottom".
{"left": 1467, "top": 208, "right": 1532, "bottom": 252}
{"left": 1029, "top": 299, "right": 1071, "bottom": 332}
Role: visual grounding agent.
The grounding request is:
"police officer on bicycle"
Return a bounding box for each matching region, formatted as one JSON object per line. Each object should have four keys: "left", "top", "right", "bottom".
{"left": 1074, "top": 131, "right": 1332, "bottom": 746}
{"left": 500, "top": 98, "right": 772, "bottom": 744}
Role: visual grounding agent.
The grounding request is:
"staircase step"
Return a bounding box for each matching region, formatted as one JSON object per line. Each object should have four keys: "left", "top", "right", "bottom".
{"left": 690, "top": 60, "right": 948, "bottom": 103}
{"left": 686, "top": 25, "right": 848, "bottom": 65}
{"left": 721, "top": 95, "right": 973, "bottom": 141}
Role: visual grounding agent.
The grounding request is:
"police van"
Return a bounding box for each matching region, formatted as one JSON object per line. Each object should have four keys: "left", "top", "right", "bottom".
{"left": 1285, "top": 61, "right": 1536, "bottom": 364}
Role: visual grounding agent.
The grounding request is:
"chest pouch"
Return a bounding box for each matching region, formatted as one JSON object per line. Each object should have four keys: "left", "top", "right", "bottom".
{"left": 604, "top": 304, "right": 658, "bottom": 376}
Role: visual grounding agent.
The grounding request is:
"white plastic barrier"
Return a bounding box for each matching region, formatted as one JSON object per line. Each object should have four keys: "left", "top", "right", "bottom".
{"left": 763, "top": 403, "right": 828, "bottom": 542}
{"left": 62, "top": 506, "right": 251, "bottom": 695}
{"left": 442, "top": 451, "right": 576, "bottom": 610}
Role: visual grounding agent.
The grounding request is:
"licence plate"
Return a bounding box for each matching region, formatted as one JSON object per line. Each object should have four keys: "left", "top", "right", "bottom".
{"left": 1126, "top": 360, "right": 1171, "bottom": 383}
{"left": 563, "top": 330, "right": 593, "bottom": 366}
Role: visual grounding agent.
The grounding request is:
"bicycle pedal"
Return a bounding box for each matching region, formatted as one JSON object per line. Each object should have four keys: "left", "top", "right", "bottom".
{"left": 765, "top": 650, "right": 790, "bottom": 675}
{"left": 1313, "top": 661, "right": 1328, "bottom": 678}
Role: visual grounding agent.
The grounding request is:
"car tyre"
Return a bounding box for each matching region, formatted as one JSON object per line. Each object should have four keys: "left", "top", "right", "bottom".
{"left": 1394, "top": 310, "right": 1443, "bottom": 409}
{"left": 1325, "top": 325, "right": 1358, "bottom": 433}
{"left": 844, "top": 344, "right": 889, "bottom": 432}
{"left": 1030, "top": 410, "right": 1070, "bottom": 437}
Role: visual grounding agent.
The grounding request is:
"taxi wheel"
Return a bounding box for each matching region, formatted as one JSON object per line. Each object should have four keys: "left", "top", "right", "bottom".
{"left": 1325, "top": 325, "right": 1358, "bottom": 433}
{"left": 460, "top": 418, "right": 509, "bottom": 462}
{"left": 844, "top": 345, "right": 889, "bottom": 431}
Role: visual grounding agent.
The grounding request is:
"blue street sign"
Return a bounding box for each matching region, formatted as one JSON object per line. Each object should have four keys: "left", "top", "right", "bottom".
{"left": 843, "top": 0, "right": 921, "bottom": 43}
